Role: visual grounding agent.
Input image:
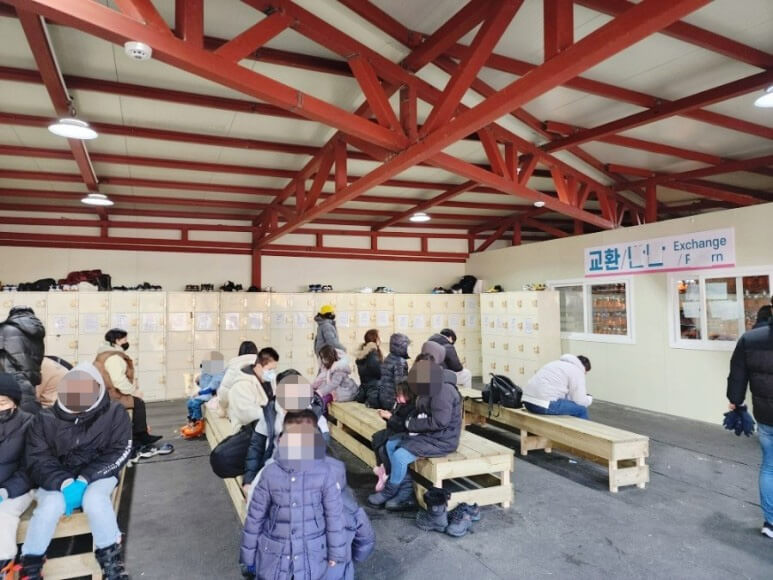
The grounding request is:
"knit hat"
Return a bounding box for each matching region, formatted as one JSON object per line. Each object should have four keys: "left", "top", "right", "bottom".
{"left": 319, "top": 304, "right": 335, "bottom": 316}
{"left": 421, "top": 341, "right": 446, "bottom": 366}
{"left": 0, "top": 373, "right": 21, "bottom": 405}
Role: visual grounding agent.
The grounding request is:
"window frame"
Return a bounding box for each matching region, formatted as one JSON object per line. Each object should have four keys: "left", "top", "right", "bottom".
{"left": 548, "top": 276, "right": 635, "bottom": 344}
{"left": 668, "top": 266, "right": 773, "bottom": 351}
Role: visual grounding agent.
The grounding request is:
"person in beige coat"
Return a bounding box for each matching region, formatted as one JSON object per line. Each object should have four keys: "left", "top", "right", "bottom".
{"left": 35, "top": 357, "right": 69, "bottom": 408}
{"left": 227, "top": 348, "right": 278, "bottom": 433}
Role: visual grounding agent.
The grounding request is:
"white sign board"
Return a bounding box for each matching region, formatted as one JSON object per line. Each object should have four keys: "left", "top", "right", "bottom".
{"left": 585, "top": 228, "right": 735, "bottom": 277}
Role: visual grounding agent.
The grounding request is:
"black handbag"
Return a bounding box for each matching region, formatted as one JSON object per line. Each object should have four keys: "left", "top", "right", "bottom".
{"left": 481, "top": 374, "right": 523, "bottom": 416}
{"left": 209, "top": 420, "right": 256, "bottom": 478}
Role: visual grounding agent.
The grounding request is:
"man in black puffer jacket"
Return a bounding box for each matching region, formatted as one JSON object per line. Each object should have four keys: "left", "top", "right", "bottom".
{"left": 18, "top": 363, "right": 132, "bottom": 579}
{"left": 0, "top": 307, "right": 45, "bottom": 414}
{"left": 0, "top": 373, "right": 35, "bottom": 572}
{"left": 727, "top": 308, "right": 773, "bottom": 539}
{"left": 429, "top": 328, "right": 472, "bottom": 389}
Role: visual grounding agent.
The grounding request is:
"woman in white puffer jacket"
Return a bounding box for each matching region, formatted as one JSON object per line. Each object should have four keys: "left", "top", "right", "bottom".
{"left": 216, "top": 341, "right": 258, "bottom": 416}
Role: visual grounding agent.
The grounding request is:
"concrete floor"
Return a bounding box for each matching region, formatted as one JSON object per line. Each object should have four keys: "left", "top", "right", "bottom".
{"left": 120, "top": 396, "right": 773, "bottom": 579}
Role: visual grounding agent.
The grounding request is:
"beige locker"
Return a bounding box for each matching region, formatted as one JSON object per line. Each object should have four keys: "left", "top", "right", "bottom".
{"left": 429, "top": 295, "right": 450, "bottom": 314}
{"left": 194, "top": 349, "right": 220, "bottom": 368}
{"left": 78, "top": 293, "right": 109, "bottom": 313}
{"left": 165, "top": 372, "right": 187, "bottom": 400}
{"left": 77, "top": 333, "right": 105, "bottom": 359}
{"left": 355, "top": 309, "right": 375, "bottom": 329}
{"left": 138, "top": 371, "right": 165, "bottom": 402}
{"left": 167, "top": 349, "right": 194, "bottom": 370}
{"left": 480, "top": 295, "right": 497, "bottom": 314}
{"left": 244, "top": 310, "right": 268, "bottom": 332}
{"left": 270, "top": 293, "right": 292, "bottom": 311}
{"left": 220, "top": 293, "right": 246, "bottom": 312}
{"left": 0, "top": 293, "right": 48, "bottom": 320}
{"left": 110, "top": 292, "right": 139, "bottom": 312}
{"left": 48, "top": 293, "right": 78, "bottom": 314}
{"left": 194, "top": 331, "right": 219, "bottom": 351}
{"left": 135, "top": 351, "right": 165, "bottom": 372}
{"left": 138, "top": 332, "right": 165, "bottom": 353}
{"left": 220, "top": 311, "right": 242, "bottom": 333}
{"left": 47, "top": 313, "right": 78, "bottom": 336}
{"left": 463, "top": 296, "right": 479, "bottom": 312}
{"left": 167, "top": 331, "right": 194, "bottom": 351}
{"left": 138, "top": 292, "right": 166, "bottom": 313}
{"left": 291, "top": 294, "right": 316, "bottom": 312}
{"left": 194, "top": 293, "right": 219, "bottom": 312}
{"left": 355, "top": 294, "right": 377, "bottom": 310}
{"left": 168, "top": 292, "right": 194, "bottom": 312}
{"left": 245, "top": 293, "right": 270, "bottom": 312}
{"left": 220, "top": 331, "right": 246, "bottom": 352}
{"left": 393, "top": 295, "right": 417, "bottom": 314}
{"left": 430, "top": 312, "right": 447, "bottom": 332}
{"left": 45, "top": 334, "right": 78, "bottom": 362}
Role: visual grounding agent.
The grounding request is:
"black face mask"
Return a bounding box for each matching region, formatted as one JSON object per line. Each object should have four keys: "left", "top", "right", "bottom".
{"left": 0, "top": 407, "right": 17, "bottom": 422}
{"left": 121, "top": 342, "right": 130, "bottom": 351}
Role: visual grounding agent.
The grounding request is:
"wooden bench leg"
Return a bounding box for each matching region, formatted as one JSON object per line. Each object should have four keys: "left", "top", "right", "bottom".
{"left": 501, "top": 469, "right": 512, "bottom": 509}
{"left": 636, "top": 457, "right": 647, "bottom": 489}
{"left": 520, "top": 429, "right": 552, "bottom": 455}
{"left": 608, "top": 460, "right": 619, "bottom": 493}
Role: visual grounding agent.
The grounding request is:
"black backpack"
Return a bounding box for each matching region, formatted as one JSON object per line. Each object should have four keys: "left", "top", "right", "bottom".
{"left": 481, "top": 374, "right": 522, "bottom": 415}
{"left": 209, "top": 420, "right": 256, "bottom": 478}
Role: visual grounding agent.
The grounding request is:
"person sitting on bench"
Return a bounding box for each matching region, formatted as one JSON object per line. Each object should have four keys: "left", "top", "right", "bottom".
{"left": 0, "top": 374, "right": 35, "bottom": 577}
{"left": 216, "top": 341, "right": 259, "bottom": 417}
{"left": 227, "top": 347, "right": 279, "bottom": 432}
{"left": 35, "top": 356, "right": 71, "bottom": 409}
{"left": 312, "top": 345, "right": 359, "bottom": 408}
{"left": 181, "top": 351, "right": 225, "bottom": 439}
{"left": 429, "top": 328, "right": 472, "bottom": 389}
{"left": 522, "top": 355, "right": 593, "bottom": 419}
{"left": 18, "top": 363, "right": 133, "bottom": 580}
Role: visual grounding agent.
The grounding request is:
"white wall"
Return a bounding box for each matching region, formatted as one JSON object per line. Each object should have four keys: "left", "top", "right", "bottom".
{"left": 0, "top": 246, "right": 464, "bottom": 293}
{"left": 465, "top": 203, "right": 773, "bottom": 424}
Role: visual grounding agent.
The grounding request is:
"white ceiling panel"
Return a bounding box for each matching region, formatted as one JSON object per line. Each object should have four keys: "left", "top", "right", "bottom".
{"left": 700, "top": 173, "right": 773, "bottom": 192}
{"left": 681, "top": 0, "right": 773, "bottom": 52}
{"left": 225, "top": 111, "right": 332, "bottom": 148}
{"left": 116, "top": 97, "right": 238, "bottom": 135}
{"left": 48, "top": 24, "right": 120, "bottom": 82}
{"left": 213, "top": 148, "right": 310, "bottom": 170}
{"left": 0, "top": 81, "right": 58, "bottom": 116}
{"left": 702, "top": 92, "right": 773, "bottom": 128}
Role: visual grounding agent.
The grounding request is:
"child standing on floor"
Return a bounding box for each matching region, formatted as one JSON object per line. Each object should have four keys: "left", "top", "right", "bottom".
{"left": 17, "top": 364, "right": 133, "bottom": 580}
{"left": 181, "top": 351, "right": 225, "bottom": 439}
{"left": 240, "top": 410, "right": 346, "bottom": 580}
{"left": 371, "top": 381, "right": 416, "bottom": 492}
{"left": 0, "top": 373, "right": 35, "bottom": 576}
{"left": 376, "top": 333, "right": 410, "bottom": 410}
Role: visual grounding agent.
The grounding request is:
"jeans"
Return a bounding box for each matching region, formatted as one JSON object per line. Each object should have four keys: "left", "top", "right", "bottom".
{"left": 759, "top": 422, "right": 773, "bottom": 524}
{"left": 524, "top": 399, "right": 589, "bottom": 419}
{"left": 22, "top": 476, "right": 120, "bottom": 556}
{"left": 187, "top": 393, "right": 212, "bottom": 421}
{"left": 0, "top": 490, "right": 34, "bottom": 559}
{"left": 386, "top": 437, "right": 417, "bottom": 485}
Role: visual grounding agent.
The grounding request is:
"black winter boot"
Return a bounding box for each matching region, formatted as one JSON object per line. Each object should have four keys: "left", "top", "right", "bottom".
{"left": 385, "top": 474, "right": 418, "bottom": 511}
{"left": 18, "top": 554, "right": 45, "bottom": 580}
{"left": 95, "top": 543, "right": 129, "bottom": 580}
{"left": 415, "top": 487, "right": 451, "bottom": 532}
{"left": 367, "top": 480, "right": 400, "bottom": 508}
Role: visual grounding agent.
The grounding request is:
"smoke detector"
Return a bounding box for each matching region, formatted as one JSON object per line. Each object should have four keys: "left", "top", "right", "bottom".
{"left": 124, "top": 41, "right": 153, "bottom": 61}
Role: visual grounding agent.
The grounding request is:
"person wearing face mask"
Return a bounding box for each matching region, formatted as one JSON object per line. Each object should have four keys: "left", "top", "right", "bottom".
{"left": 0, "top": 373, "right": 35, "bottom": 577}
{"left": 95, "top": 329, "right": 164, "bottom": 454}
{"left": 240, "top": 411, "right": 346, "bottom": 580}
{"left": 17, "top": 364, "right": 133, "bottom": 580}
{"left": 228, "top": 347, "right": 280, "bottom": 433}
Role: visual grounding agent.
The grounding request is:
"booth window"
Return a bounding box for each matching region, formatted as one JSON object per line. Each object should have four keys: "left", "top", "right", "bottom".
{"left": 550, "top": 278, "right": 633, "bottom": 343}
{"left": 670, "top": 270, "right": 771, "bottom": 350}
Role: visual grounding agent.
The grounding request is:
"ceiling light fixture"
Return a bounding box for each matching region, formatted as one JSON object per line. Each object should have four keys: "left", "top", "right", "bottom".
{"left": 754, "top": 85, "right": 773, "bottom": 108}
{"left": 81, "top": 193, "right": 114, "bottom": 207}
{"left": 409, "top": 212, "right": 431, "bottom": 222}
{"left": 48, "top": 118, "right": 98, "bottom": 140}
{"left": 533, "top": 201, "right": 546, "bottom": 208}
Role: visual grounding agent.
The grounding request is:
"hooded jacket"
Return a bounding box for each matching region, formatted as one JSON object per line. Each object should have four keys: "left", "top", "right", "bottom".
{"left": 377, "top": 334, "right": 410, "bottom": 410}
{"left": 0, "top": 407, "right": 35, "bottom": 498}
{"left": 94, "top": 343, "right": 135, "bottom": 409}
{"left": 399, "top": 361, "right": 462, "bottom": 458}
{"left": 228, "top": 366, "right": 270, "bottom": 432}
{"left": 240, "top": 454, "right": 347, "bottom": 580}
{"left": 428, "top": 333, "right": 464, "bottom": 372}
{"left": 25, "top": 364, "right": 133, "bottom": 491}
{"left": 324, "top": 457, "right": 375, "bottom": 580}
{"left": 36, "top": 356, "right": 69, "bottom": 408}
{"left": 354, "top": 342, "right": 382, "bottom": 389}
{"left": 218, "top": 353, "right": 258, "bottom": 412}
{"left": 0, "top": 307, "right": 45, "bottom": 412}
{"left": 727, "top": 321, "right": 773, "bottom": 425}
{"left": 314, "top": 314, "right": 345, "bottom": 356}
{"left": 522, "top": 354, "right": 592, "bottom": 408}
{"left": 312, "top": 351, "right": 359, "bottom": 402}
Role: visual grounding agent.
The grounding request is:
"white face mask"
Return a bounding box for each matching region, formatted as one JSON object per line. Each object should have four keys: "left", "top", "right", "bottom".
{"left": 263, "top": 369, "right": 276, "bottom": 382}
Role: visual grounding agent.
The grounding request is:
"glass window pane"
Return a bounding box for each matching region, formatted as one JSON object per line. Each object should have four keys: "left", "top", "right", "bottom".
{"left": 591, "top": 283, "right": 627, "bottom": 335}
{"left": 706, "top": 276, "right": 739, "bottom": 341}
{"left": 742, "top": 275, "right": 771, "bottom": 331}
{"left": 677, "top": 279, "right": 701, "bottom": 340}
{"left": 557, "top": 285, "right": 584, "bottom": 332}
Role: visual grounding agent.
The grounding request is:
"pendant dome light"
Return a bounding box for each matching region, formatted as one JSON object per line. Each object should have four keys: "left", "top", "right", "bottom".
{"left": 81, "top": 193, "right": 114, "bottom": 207}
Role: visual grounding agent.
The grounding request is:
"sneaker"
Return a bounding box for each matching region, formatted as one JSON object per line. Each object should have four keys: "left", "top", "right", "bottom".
{"left": 372, "top": 464, "right": 388, "bottom": 492}
{"left": 763, "top": 522, "right": 773, "bottom": 538}
{"left": 445, "top": 505, "right": 473, "bottom": 537}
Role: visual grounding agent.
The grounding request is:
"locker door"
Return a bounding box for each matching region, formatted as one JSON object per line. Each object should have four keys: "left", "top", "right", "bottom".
{"left": 168, "top": 292, "right": 194, "bottom": 312}
{"left": 270, "top": 294, "right": 291, "bottom": 311}
{"left": 219, "top": 293, "right": 245, "bottom": 312}
{"left": 194, "top": 331, "right": 219, "bottom": 351}
{"left": 480, "top": 296, "right": 496, "bottom": 314}
{"left": 245, "top": 293, "right": 270, "bottom": 312}
{"left": 138, "top": 371, "right": 165, "bottom": 402}
{"left": 355, "top": 293, "right": 377, "bottom": 310}
{"left": 138, "top": 292, "right": 166, "bottom": 313}
{"left": 373, "top": 294, "right": 394, "bottom": 310}
{"left": 45, "top": 334, "right": 78, "bottom": 363}
{"left": 79, "top": 293, "right": 109, "bottom": 313}
{"left": 167, "top": 349, "right": 195, "bottom": 370}
{"left": 135, "top": 351, "right": 165, "bottom": 372}
{"left": 138, "top": 332, "right": 165, "bottom": 352}
{"left": 292, "top": 294, "right": 316, "bottom": 313}
{"left": 194, "top": 293, "right": 219, "bottom": 312}
{"left": 165, "top": 372, "right": 187, "bottom": 400}
{"left": 48, "top": 293, "right": 78, "bottom": 314}
{"left": 110, "top": 292, "right": 139, "bottom": 313}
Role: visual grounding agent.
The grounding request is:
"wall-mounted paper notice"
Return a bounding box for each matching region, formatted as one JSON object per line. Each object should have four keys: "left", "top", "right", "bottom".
{"left": 706, "top": 282, "right": 728, "bottom": 300}
{"left": 81, "top": 313, "right": 100, "bottom": 334}
{"left": 376, "top": 311, "right": 390, "bottom": 327}
{"left": 431, "top": 314, "right": 445, "bottom": 329}
{"left": 168, "top": 313, "right": 190, "bottom": 332}
{"left": 195, "top": 312, "right": 214, "bottom": 331}
{"left": 112, "top": 314, "right": 130, "bottom": 330}
{"left": 294, "top": 313, "right": 309, "bottom": 328}
{"left": 357, "top": 311, "right": 371, "bottom": 327}
{"left": 396, "top": 315, "right": 410, "bottom": 330}
{"left": 271, "top": 312, "right": 286, "bottom": 329}
{"left": 413, "top": 314, "right": 426, "bottom": 329}
{"left": 224, "top": 312, "right": 240, "bottom": 331}
{"left": 709, "top": 300, "right": 739, "bottom": 321}
{"left": 141, "top": 313, "right": 162, "bottom": 332}
{"left": 448, "top": 314, "right": 461, "bottom": 329}
{"left": 337, "top": 312, "right": 351, "bottom": 328}
{"left": 247, "top": 312, "right": 264, "bottom": 330}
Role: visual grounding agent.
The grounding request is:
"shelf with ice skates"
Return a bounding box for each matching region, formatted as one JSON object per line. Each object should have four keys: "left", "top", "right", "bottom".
{"left": 16, "top": 448, "right": 128, "bottom": 579}
{"left": 327, "top": 401, "right": 513, "bottom": 509}
{"left": 459, "top": 388, "right": 649, "bottom": 493}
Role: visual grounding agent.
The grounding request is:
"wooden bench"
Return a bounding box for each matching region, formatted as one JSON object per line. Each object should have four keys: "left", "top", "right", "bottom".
{"left": 327, "top": 401, "right": 514, "bottom": 509}
{"left": 203, "top": 407, "right": 247, "bottom": 522}
{"left": 460, "top": 388, "right": 649, "bottom": 492}
{"left": 15, "top": 463, "right": 128, "bottom": 579}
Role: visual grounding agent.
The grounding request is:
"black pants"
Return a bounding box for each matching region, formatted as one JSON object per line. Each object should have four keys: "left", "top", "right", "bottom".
{"left": 132, "top": 396, "right": 150, "bottom": 442}
{"left": 372, "top": 429, "right": 392, "bottom": 472}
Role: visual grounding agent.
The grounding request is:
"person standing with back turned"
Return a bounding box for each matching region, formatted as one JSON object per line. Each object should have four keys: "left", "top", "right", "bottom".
{"left": 727, "top": 298, "right": 773, "bottom": 539}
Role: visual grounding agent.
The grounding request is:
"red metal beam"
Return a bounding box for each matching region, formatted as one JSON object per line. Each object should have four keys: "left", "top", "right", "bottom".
{"left": 665, "top": 181, "right": 763, "bottom": 206}
{"left": 114, "top": 0, "right": 173, "bottom": 36}
{"left": 574, "top": 0, "right": 773, "bottom": 69}
{"left": 544, "top": 0, "right": 573, "bottom": 60}
{"left": 645, "top": 184, "right": 657, "bottom": 223}
{"left": 175, "top": 0, "right": 203, "bottom": 47}
{"left": 606, "top": 163, "right": 656, "bottom": 178}
{"left": 522, "top": 216, "right": 570, "bottom": 238}
{"left": 8, "top": 0, "right": 405, "bottom": 150}
{"left": 622, "top": 154, "right": 773, "bottom": 189}
{"left": 347, "top": 56, "right": 402, "bottom": 132}
{"left": 213, "top": 11, "right": 292, "bottom": 63}
{"left": 420, "top": 0, "right": 523, "bottom": 136}
{"left": 372, "top": 181, "right": 478, "bottom": 231}
{"left": 476, "top": 216, "right": 518, "bottom": 252}
{"left": 545, "top": 70, "right": 773, "bottom": 152}
{"left": 16, "top": 9, "right": 99, "bottom": 192}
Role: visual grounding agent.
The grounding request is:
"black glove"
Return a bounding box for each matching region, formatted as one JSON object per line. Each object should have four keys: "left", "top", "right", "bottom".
{"left": 722, "top": 405, "right": 756, "bottom": 437}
